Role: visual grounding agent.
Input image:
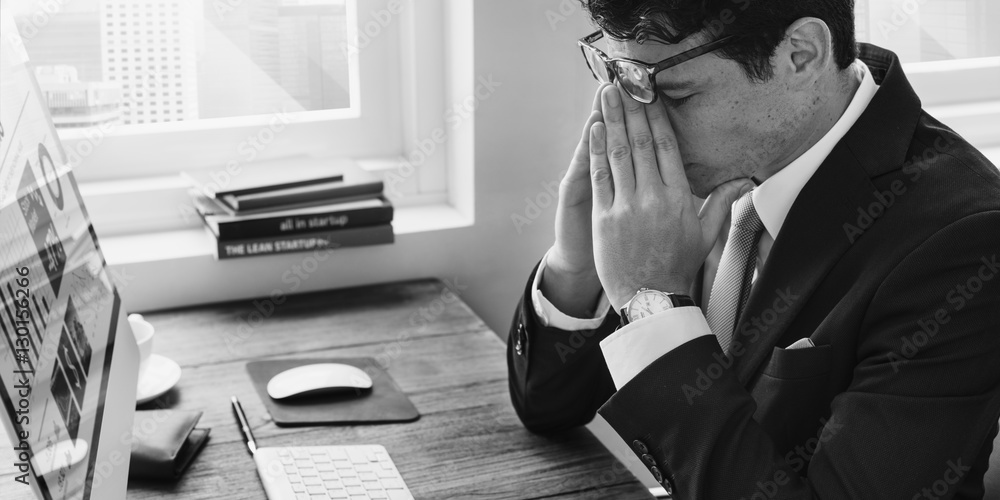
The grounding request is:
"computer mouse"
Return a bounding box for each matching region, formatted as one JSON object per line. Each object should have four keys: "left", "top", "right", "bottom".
{"left": 266, "top": 363, "right": 374, "bottom": 400}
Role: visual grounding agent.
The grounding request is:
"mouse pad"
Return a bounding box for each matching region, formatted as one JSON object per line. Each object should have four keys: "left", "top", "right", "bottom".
{"left": 246, "top": 358, "right": 420, "bottom": 427}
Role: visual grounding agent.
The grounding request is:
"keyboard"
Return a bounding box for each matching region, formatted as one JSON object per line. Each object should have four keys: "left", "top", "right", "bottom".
{"left": 253, "top": 445, "right": 414, "bottom": 500}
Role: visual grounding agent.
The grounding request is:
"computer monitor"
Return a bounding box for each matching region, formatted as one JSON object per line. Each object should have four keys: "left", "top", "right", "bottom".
{"left": 0, "top": 11, "right": 139, "bottom": 500}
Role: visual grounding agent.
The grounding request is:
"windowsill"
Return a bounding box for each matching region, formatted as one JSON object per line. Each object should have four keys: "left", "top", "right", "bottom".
{"left": 99, "top": 202, "right": 472, "bottom": 266}
{"left": 924, "top": 100, "right": 1000, "bottom": 148}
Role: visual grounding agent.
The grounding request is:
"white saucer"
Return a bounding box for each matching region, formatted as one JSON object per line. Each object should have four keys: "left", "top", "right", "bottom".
{"left": 136, "top": 354, "right": 182, "bottom": 405}
{"left": 32, "top": 439, "right": 88, "bottom": 476}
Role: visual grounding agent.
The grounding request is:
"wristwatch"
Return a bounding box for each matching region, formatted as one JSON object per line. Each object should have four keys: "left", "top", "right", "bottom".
{"left": 619, "top": 288, "right": 695, "bottom": 327}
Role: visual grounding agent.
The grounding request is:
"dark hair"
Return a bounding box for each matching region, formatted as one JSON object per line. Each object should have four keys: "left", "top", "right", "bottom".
{"left": 580, "top": 0, "right": 858, "bottom": 81}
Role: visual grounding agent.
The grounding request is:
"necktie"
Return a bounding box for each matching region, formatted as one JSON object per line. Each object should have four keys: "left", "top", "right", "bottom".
{"left": 706, "top": 191, "right": 765, "bottom": 353}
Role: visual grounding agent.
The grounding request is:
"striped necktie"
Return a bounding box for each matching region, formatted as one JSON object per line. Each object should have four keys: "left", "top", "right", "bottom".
{"left": 706, "top": 191, "right": 765, "bottom": 353}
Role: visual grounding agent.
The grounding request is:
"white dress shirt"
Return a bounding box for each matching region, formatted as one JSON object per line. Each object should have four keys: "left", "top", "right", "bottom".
{"left": 532, "top": 60, "right": 878, "bottom": 390}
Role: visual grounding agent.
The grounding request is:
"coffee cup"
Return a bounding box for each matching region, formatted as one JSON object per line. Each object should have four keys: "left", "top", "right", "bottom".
{"left": 128, "top": 313, "right": 155, "bottom": 380}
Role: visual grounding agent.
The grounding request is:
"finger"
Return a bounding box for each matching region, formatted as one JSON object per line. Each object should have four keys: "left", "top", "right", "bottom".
{"left": 618, "top": 85, "right": 659, "bottom": 189}
{"left": 580, "top": 82, "right": 609, "bottom": 145}
{"left": 699, "top": 178, "right": 755, "bottom": 249}
{"left": 569, "top": 109, "right": 606, "bottom": 173}
{"left": 590, "top": 82, "right": 610, "bottom": 114}
{"left": 566, "top": 84, "right": 610, "bottom": 182}
{"left": 645, "top": 98, "right": 691, "bottom": 193}
{"left": 590, "top": 122, "right": 614, "bottom": 211}
{"left": 577, "top": 83, "right": 611, "bottom": 152}
{"left": 601, "top": 85, "right": 636, "bottom": 197}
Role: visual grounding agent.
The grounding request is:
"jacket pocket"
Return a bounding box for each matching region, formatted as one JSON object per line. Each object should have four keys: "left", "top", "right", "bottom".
{"left": 751, "top": 344, "right": 834, "bottom": 459}
{"left": 762, "top": 344, "right": 833, "bottom": 380}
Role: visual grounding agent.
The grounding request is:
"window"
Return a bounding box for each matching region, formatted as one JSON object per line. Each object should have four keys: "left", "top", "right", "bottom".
{"left": 855, "top": 0, "right": 1000, "bottom": 106}
{"left": 15, "top": 0, "right": 360, "bottom": 132}
{"left": 11, "top": 0, "right": 451, "bottom": 236}
{"left": 15, "top": 2, "right": 393, "bottom": 162}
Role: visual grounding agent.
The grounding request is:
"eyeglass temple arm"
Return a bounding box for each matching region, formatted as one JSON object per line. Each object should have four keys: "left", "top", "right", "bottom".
{"left": 651, "top": 35, "right": 736, "bottom": 71}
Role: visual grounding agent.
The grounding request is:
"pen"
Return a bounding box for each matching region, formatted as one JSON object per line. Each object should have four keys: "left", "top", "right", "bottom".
{"left": 231, "top": 396, "right": 257, "bottom": 456}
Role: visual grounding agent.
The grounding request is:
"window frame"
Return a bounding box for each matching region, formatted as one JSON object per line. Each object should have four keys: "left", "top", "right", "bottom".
{"left": 55, "top": 0, "right": 455, "bottom": 236}
{"left": 62, "top": 0, "right": 408, "bottom": 182}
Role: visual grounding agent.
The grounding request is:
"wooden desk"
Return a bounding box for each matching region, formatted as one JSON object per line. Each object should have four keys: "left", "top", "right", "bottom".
{"left": 116, "top": 279, "right": 651, "bottom": 499}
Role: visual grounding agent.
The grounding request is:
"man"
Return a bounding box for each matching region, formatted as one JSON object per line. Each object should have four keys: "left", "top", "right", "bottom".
{"left": 506, "top": 0, "right": 1000, "bottom": 498}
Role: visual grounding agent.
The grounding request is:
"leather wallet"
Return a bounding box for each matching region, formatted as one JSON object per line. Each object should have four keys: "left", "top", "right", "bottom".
{"left": 129, "top": 410, "right": 210, "bottom": 480}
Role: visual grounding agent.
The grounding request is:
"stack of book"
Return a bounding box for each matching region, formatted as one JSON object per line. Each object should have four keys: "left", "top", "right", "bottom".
{"left": 183, "top": 157, "right": 394, "bottom": 259}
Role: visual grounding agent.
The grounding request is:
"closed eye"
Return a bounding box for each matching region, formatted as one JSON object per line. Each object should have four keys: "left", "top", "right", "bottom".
{"left": 662, "top": 94, "right": 694, "bottom": 108}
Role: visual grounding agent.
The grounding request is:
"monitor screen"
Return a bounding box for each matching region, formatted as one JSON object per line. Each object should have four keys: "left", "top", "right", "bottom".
{"left": 0, "top": 11, "right": 138, "bottom": 500}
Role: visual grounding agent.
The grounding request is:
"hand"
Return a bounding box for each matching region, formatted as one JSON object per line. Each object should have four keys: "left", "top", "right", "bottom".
{"left": 539, "top": 84, "right": 610, "bottom": 317}
{"left": 590, "top": 85, "right": 754, "bottom": 311}
{"left": 548, "top": 83, "right": 609, "bottom": 277}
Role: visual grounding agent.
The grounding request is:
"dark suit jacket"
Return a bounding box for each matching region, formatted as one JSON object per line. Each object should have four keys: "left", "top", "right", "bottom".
{"left": 507, "top": 44, "right": 1000, "bottom": 499}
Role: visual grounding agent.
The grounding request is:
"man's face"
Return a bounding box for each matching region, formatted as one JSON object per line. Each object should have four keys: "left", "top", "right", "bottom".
{"left": 606, "top": 34, "right": 803, "bottom": 198}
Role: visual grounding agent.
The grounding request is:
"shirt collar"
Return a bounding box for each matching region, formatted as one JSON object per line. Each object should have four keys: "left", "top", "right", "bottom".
{"left": 751, "top": 61, "right": 878, "bottom": 241}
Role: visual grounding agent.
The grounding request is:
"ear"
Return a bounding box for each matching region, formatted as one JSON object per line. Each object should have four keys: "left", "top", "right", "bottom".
{"left": 775, "top": 17, "right": 834, "bottom": 84}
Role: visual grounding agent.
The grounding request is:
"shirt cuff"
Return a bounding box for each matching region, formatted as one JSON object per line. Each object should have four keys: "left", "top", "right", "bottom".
{"left": 599, "top": 307, "right": 713, "bottom": 390}
{"left": 531, "top": 249, "right": 611, "bottom": 330}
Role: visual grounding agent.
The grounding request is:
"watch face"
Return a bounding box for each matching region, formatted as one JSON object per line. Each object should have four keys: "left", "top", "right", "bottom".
{"left": 628, "top": 290, "right": 673, "bottom": 321}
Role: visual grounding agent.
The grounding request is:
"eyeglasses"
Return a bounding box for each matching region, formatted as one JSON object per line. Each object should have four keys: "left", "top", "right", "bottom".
{"left": 578, "top": 30, "right": 735, "bottom": 104}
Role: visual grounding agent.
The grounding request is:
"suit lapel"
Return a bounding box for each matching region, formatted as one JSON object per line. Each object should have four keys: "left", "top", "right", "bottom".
{"left": 731, "top": 43, "right": 923, "bottom": 385}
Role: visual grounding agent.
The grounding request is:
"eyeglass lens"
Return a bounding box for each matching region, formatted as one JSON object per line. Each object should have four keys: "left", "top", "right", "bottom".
{"left": 614, "top": 61, "right": 655, "bottom": 103}
{"left": 582, "top": 45, "right": 656, "bottom": 103}
{"left": 582, "top": 46, "right": 612, "bottom": 83}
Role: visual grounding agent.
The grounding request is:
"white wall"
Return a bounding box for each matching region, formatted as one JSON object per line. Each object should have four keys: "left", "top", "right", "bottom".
{"left": 459, "top": 0, "right": 596, "bottom": 332}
